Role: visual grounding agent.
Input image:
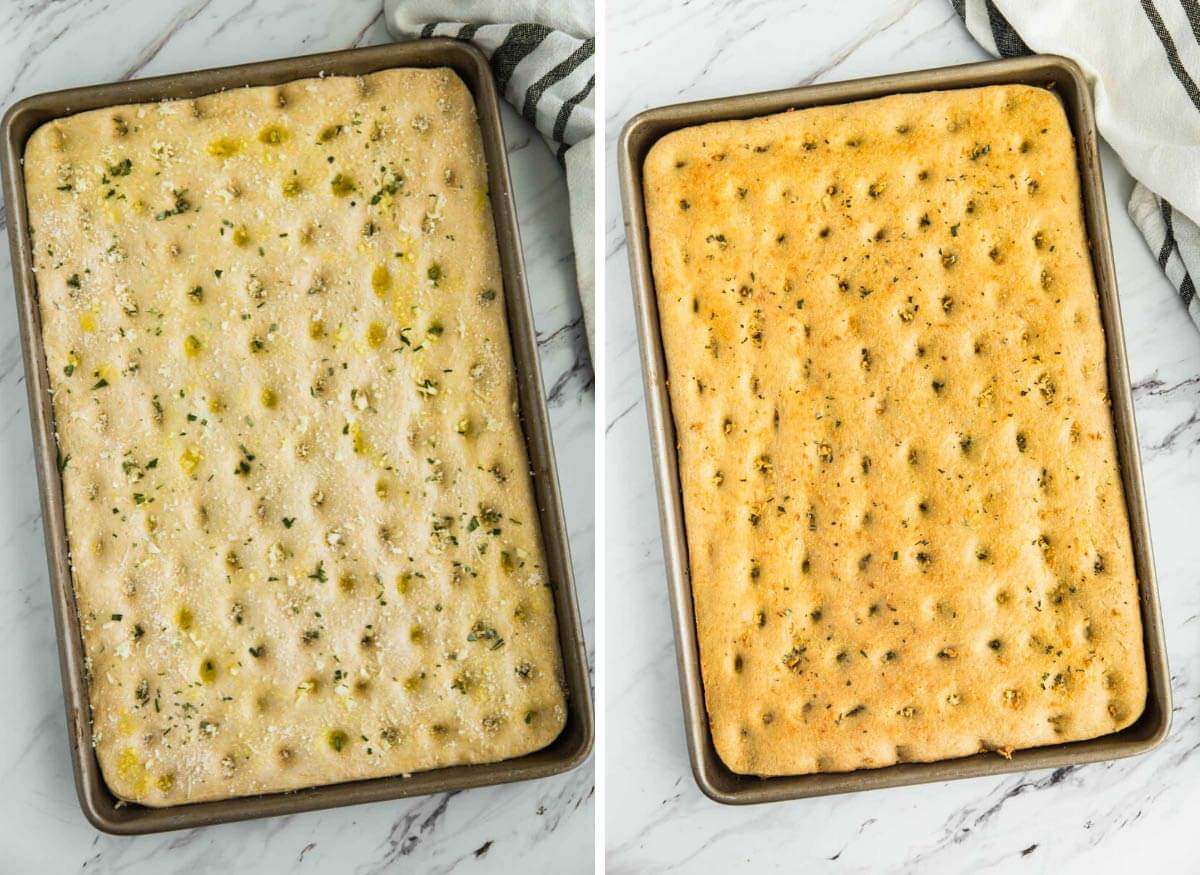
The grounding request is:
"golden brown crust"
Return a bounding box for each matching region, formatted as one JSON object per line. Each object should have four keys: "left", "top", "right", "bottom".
{"left": 25, "top": 68, "right": 565, "bottom": 805}
{"left": 644, "top": 85, "right": 1145, "bottom": 776}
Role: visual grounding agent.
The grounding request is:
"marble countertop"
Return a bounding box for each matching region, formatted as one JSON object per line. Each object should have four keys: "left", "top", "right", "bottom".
{"left": 0, "top": 1, "right": 593, "bottom": 871}
{"left": 605, "top": 1, "right": 1200, "bottom": 871}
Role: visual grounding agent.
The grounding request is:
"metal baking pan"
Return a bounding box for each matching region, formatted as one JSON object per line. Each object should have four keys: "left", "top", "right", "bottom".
{"left": 618, "top": 54, "right": 1170, "bottom": 805}
{"left": 1, "top": 39, "right": 592, "bottom": 834}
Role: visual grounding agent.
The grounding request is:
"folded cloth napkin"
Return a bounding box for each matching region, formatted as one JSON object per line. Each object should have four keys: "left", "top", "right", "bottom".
{"left": 384, "top": 0, "right": 596, "bottom": 360}
{"left": 952, "top": 0, "right": 1200, "bottom": 331}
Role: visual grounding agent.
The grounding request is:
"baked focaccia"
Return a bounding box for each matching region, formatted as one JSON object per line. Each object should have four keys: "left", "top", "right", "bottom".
{"left": 644, "top": 84, "right": 1145, "bottom": 776}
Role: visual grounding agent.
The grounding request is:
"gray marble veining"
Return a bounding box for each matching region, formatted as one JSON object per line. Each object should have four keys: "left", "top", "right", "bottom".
{"left": 0, "top": 1, "right": 593, "bottom": 871}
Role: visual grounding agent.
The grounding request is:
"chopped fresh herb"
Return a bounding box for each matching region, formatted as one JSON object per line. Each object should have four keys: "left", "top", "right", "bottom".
{"left": 154, "top": 189, "right": 191, "bottom": 221}
{"left": 309, "top": 561, "right": 328, "bottom": 583}
{"left": 282, "top": 517, "right": 295, "bottom": 528}
{"left": 133, "top": 493, "right": 145, "bottom": 504}
{"left": 92, "top": 377, "right": 109, "bottom": 389}
{"left": 467, "top": 621, "right": 504, "bottom": 649}
{"left": 111, "top": 613, "right": 123, "bottom": 621}
{"left": 188, "top": 285, "right": 203, "bottom": 302}
{"left": 369, "top": 171, "right": 403, "bottom": 205}
{"left": 66, "top": 274, "right": 81, "bottom": 289}
{"left": 234, "top": 444, "right": 255, "bottom": 476}
{"left": 427, "top": 263, "right": 442, "bottom": 285}
{"left": 108, "top": 158, "right": 133, "bottom": 177}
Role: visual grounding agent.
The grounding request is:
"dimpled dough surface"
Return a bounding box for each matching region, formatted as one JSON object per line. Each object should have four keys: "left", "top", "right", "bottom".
{"left": 23, "top": 68, "right": 566, "bottom": 805}
{"left": 644, "top": 85, "right": 1146, "bottom": 776}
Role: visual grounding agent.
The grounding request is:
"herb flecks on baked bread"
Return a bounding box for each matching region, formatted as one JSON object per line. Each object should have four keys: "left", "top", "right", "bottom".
{"left": 24, "top": 68, "right": 565, "bottom": 805}
{"left": 644, "top": 85, "right": 1145, "bottom": 776}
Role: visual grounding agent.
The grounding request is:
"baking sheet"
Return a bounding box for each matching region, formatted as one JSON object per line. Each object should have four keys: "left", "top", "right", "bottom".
{"left": 618, "top": 54, "right": 1170, "bottom": 805}
{"left": 1, "top": 38, "right": 593, "bottom": 834}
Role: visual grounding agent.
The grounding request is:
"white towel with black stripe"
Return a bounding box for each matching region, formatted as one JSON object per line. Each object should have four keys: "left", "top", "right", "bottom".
{"left": 952, "top": 0, "right": 1200, "bottom": 331}
{"left": 384, "top": 0, "right": 596, "bottom": 359}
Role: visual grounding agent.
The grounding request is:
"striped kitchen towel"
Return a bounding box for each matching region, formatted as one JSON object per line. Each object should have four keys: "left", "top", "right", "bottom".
{"left": 952, "top": 0, "right": 1200, "bottom": 332}
{"left": 384, "top": 0, "right": 596, "bottom": 358}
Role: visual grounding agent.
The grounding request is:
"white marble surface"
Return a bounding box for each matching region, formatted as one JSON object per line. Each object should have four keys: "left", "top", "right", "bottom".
{"left": 605, "top": 1, "right": 1200, "bottom": 871}
{"left": 0, "top": 1, "right": 593, "bottom": 871}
